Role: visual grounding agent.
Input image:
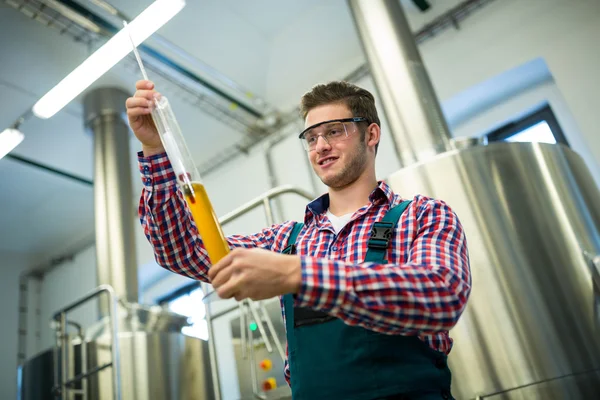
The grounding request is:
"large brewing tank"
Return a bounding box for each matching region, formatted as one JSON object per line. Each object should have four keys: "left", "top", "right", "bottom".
{"left": 18, "top": 302, "right": 215, "bottom": 400}
{"left": 387, "top": 140, "right": 600, "bottom": 399}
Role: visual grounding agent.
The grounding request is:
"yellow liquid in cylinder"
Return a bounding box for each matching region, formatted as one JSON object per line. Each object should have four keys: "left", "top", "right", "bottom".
{"left": 183, "top": 182, "right": 230, "bottom": 264}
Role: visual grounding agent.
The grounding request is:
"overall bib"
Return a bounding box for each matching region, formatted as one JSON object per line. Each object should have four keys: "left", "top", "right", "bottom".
{"left": 282, "top": 201, "right": 453, "bottom": 400}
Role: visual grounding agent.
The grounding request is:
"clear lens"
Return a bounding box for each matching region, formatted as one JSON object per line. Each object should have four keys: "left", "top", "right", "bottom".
{"left": 301, "top": 121, "right": 350, "bottom": 151}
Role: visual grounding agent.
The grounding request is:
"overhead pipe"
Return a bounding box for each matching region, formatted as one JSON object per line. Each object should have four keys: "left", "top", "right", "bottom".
{"left": 347, "top": 0, "right": 453, "bottom": 166}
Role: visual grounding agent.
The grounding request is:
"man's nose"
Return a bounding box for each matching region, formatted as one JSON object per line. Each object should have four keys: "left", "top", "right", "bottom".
{"left": 315, "top": 135, "right": 331, "bottom": 152}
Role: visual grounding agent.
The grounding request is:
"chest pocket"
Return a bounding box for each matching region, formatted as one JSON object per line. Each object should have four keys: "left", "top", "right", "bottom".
{"left": 282, "top": 200, "right": 411, "bottom": 328}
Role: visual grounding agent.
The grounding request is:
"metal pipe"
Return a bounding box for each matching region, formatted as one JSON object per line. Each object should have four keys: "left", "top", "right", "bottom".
{"left": 83, "top": 87, "right": 138, "bottom": 316}
{"left": 258, "top": 301, "right": 285, "bottom": 361}
{"left": 52, "top": 285, "right": 122, "bottom": 399}
{"left": 240, "top": 302, "right": 247, "bottom": 359}
{"left": 219, "top": 185, "right": 315, "bottom": 225}
{"left": 107, "top": 288, "right": 121, "bottom": 400}
{"left": 5, "top": 153, "right": 94, "bottom": 186}
{"left": 350, "top": 1, "right": 454, "bottom": 165}
{"left": 246, "top": 302, "right": 266, "bottom": 400}
{"left": 60, "top": 312, "right": 68, "bottom": 400}
{"left": 262, "top": 198, "right": 275, "bottom": 226}
{"left": 63, "top": 362, "right": 113, "bottom": 388}
{"left": 248, "top": 301, "right": 273, "bottom": 353}
{"left": 53, "top": 318, "right": 61, "bottom": 399}
{"left": 201, "top": 281, "right": 222, "bottom": 400}
{"left": 51, "top": 285, "right": 115, "bottom": 319}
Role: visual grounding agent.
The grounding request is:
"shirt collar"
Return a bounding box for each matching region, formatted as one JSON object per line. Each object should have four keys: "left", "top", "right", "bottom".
{"left": 304, "top": 181, "right": 395, "bottom": 222}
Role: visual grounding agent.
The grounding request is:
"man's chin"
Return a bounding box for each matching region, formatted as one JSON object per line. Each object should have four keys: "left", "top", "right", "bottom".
{"left": 320, "top": 174, "right": 348, "bottom": 189}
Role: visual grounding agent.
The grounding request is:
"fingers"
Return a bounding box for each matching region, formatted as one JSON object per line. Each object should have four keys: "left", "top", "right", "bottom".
{"left": 133, "top": 89, "right": 160, "bottom": 102}
{"left": 216, "top": 272, "right": 244, "bottom": 300}
{"left": 126, "top": 97, "right": 152, "bottom": 117}
{"left": 135, "top": 80, "right": 154, "bottom": 90}
{"left": 126, "top": 80, "right": 160, "bottom": 116}
{"left": 208, "top": 249, "right": 238, "bottom": 281}
{"left": 126, "top": 93, "right": 161, "bottom": 119}
{"left": 210, "top": 260, "right": 236, "bottom": 289}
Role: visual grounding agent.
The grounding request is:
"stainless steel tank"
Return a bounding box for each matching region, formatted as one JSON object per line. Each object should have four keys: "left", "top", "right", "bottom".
{"left": 386, "top": 141, "right": 600, "bottom": 399}
{"left": 19, "top": 303, "right": 215, "bottom": 400}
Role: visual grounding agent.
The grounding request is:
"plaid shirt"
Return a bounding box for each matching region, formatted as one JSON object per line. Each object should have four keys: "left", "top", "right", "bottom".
{"left": 138, "top": 152, "right": 471, "bottom": 386}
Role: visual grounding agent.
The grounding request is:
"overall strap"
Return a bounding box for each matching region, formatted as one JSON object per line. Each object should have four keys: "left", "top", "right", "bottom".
{"left": 282, "top": 222, "right": 304, "bottom": 353}
{"left": 364, "top": 200, "right": 412, "bottom": 263}
{"left": 283, "top": 222, "right": 304, "bottom": 255}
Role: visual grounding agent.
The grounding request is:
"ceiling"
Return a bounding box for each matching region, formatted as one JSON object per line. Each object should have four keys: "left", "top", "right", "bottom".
{"left": 0, "top": 0, "right": 466, "bottom": 272}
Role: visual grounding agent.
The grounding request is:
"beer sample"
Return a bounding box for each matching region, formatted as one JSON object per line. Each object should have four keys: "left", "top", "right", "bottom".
{"left": 183, "top": 182, "right": 229, "bottom": 264}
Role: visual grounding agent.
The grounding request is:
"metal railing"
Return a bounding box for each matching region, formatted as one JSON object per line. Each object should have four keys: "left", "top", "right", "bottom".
{"left": 218, "top": 184, "right": 314, "bottom": 225}
{"left": 51, "top": 285, "right": 121, "bottom": 400}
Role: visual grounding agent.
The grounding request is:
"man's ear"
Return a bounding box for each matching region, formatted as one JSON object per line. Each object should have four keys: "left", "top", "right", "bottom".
{"left": 366, "top": 123, "right": 381, "bottom": 149}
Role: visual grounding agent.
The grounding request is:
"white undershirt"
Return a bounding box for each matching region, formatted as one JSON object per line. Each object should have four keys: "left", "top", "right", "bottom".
{"left": 326, "top": 209, "right": 354, "bottom": 234}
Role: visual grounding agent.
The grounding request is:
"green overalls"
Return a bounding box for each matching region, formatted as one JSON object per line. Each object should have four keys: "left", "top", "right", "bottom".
{"left": 281, "top": 201, "right": 454, "bottom": 400}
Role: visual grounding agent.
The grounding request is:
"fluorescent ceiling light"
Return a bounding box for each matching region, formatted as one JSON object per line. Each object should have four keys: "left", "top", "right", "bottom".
{"left": 0, "top": 129, "right": 25, "bottom": 160}
{"left": 32, "top": 0, "right": 186, "bottom": 119}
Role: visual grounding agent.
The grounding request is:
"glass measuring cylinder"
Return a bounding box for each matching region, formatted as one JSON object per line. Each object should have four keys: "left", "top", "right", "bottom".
{"left": 151, "top": 96, "right": 230, "bottom": 265}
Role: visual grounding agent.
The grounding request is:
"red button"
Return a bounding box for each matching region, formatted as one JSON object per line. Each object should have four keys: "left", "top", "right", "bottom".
{"left": 262, "top": 377, "right": 277, "bottom": 391}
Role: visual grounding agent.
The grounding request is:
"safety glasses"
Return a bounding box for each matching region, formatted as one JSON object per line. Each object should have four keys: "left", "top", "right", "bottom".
{"left": 298, "top": 117, "right": 368, "bottom": 152}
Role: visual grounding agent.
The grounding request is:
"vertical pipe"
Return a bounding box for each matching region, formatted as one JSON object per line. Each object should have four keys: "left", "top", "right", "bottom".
{"left": 240, "top": 302, "right": 247, "bottom": 359}
{"left": 107, "top": 288, "right": 122, "bottom": 400}
{"left": 246, "top": 302, "right": 260, "bottom": 398}
{"left": 83, "top": 87, "right": 138, "bottom": 316}
{"left": 347, "top": 0, "right": 453, "bottom": 166}
{"left": 258, "top": 302, "right": 285, "bottom": 361}
{"left": 60, "top": 312, "right": 68, "bottom": 400}
{"left": 248, "top": 301, "right": 273, "bottom": 353}
{"left": 202, "top": 282, "right": 223, "bottom": 400}
{"left": 262, "top": 198, "right": 274, "bottom": 227}
{"left": 17, "top": 276, "right": 29, "bottom": 366}
{"left": 53, "top": 320, "right": 61, "bottom": 399}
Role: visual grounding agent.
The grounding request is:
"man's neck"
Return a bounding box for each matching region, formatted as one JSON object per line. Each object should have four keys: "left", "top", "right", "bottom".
{"left": 327, "top": 171, "right": 378, "bottom": 216}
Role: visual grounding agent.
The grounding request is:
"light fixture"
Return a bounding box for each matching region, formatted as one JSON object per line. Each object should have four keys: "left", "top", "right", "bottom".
{"left": 32, "top": 0, "right": 186, "bottom": 119}
{"left": 0, "top": 129, "right": 25, "bottom": 160}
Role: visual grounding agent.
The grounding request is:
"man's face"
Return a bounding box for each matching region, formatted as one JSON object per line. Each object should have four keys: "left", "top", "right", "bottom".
{"left": 304, "top": 103, "right": 368, "bottom": 189}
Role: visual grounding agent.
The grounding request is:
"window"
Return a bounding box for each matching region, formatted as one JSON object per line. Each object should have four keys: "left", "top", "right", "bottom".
{"left": 159, "top": 283, "right": 209, "bottom": 340}
{"left": 485, "top": 105, "right": 568, "bottom": 146}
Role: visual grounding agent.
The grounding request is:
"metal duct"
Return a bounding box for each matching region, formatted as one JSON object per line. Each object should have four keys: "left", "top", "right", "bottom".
{"left": 83, "top": 87, "right": 138, "bottom": 316}
{"left": 347, "top": 0, "right": 453, "bottom": 166}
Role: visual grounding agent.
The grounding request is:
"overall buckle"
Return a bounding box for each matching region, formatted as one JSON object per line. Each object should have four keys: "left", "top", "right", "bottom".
{"left": 368, "top": 222, "right": 394, "bottom": 250}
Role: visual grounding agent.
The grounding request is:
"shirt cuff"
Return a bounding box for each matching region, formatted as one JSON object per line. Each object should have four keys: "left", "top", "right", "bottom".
{"left": 137, "top": 151, "right": 177, "bottom": 191}
{"left": 294, "top": 256, "right": 348, "bottom": 312}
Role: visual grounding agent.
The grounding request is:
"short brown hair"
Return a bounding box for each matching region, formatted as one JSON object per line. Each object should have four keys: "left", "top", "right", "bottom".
{"left": 299, "top": 81, "right": 381, "bottom": 128}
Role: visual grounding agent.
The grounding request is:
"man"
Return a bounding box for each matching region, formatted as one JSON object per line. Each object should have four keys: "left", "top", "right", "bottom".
{"left": 127, "top": 79, "right": 471, "bottom": 400}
